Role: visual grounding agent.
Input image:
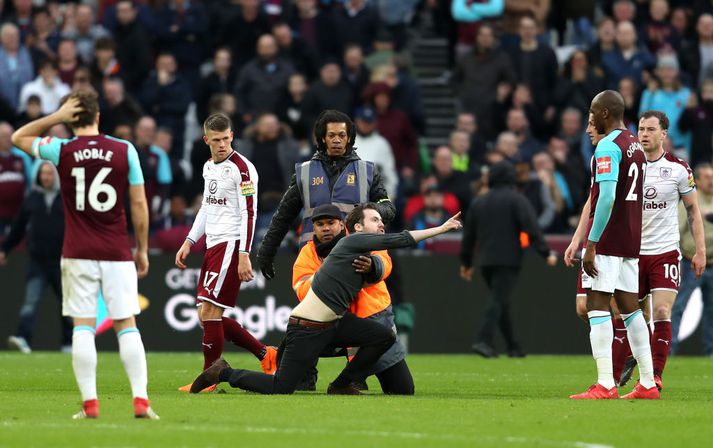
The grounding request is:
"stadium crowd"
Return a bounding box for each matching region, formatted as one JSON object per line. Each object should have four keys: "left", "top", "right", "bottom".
{"left": 0, "top": 0, "right": 713, "bottom": 253}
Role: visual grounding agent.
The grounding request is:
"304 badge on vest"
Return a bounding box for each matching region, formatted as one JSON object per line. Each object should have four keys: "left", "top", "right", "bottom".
{"left": 240, "top": 180, "right": 255, "bottom": 196}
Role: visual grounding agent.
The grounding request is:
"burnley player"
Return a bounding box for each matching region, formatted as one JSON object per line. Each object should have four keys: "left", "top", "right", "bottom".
{"left": 570, "top": 90, "right": 656, "bottom": 399}
{"left": 11, "top": 91, "right": 158, "bottom": 419}
{"left": 175, "top": 113, "right": 276, "bottom": 392}
{"left": 628, "top": 111, "right": 705, "bottom": 390}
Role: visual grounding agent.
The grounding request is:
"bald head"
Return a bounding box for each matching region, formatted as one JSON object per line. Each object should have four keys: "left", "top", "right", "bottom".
{"left": 590, "top": 90, "right": 625, "bottom": 134}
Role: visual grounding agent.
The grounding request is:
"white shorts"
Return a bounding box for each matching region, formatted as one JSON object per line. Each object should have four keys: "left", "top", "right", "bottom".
{"left": 581, "top": 253, "right": 639, "bottom": 294}
{"left": 61, "top": 258, "right": 140, "bottom": 319}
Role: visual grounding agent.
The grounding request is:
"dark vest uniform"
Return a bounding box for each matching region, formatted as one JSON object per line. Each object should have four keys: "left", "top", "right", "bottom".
{"left": 295, "top": 159, "right": 374, "bottom": 246}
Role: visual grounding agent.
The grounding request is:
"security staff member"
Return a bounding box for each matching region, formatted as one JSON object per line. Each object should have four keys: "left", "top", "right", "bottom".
{"left": 459, "top": 161, "right": 557, "bottom": 358}
{"left": 256, "top": 109, "right": 395, "bottom": 280}
{"left": 291, "top": 204, "right": 413, "bottom": 394}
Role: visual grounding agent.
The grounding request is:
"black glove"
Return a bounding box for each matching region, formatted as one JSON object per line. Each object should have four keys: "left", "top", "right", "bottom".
{"left": 258, "top": 256, "right": 276, "bottom": 280}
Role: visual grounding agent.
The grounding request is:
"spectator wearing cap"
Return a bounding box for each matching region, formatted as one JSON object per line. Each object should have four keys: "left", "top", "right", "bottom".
{"left": 113, "top": 0, "right": 153, "bottom": 95}
{"left": 18, "top": 60, "right": 70, "bottom": 115}
{"left": 333, "top": 0, "right": 380, "bottom": 55}
{"left": 62, "top": 3, "right": 110, "bottom": 64}
{"left": 679, "top": 13, "right": 713, "bottom": 88}
{"left": 0, "top": 23, "right": 34, "bottom": 112}
{"left": 601, "top": 20, "right": 656, "bottom": 89}
{"left": 354, "top": 106, "right": 398, "bottom": 200}
{"left": 639, "top": 54, "right": 692, "bottom": 155}
{"left": 363, "top": 81, "right": 418, "bottom": 177}
{"left": 302, "top": 61, "right": 354, "bottom": 127}
{"left": 272, "top": 21, "right": 319, "bottom": 82}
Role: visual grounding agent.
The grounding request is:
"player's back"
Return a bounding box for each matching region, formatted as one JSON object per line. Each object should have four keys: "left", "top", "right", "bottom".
{"left": 51, "top": 134, "right": 135, "bottom": 261}
{"left": 588, "top": 128, "right": 646, "bottom": 258}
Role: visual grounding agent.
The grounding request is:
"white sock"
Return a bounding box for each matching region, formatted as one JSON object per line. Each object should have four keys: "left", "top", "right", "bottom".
{"left": 588, "top": 310, "right": 615, "bottom": 389}
{"left": 72, "top": 326, "right": 97, "bottom": 402}
{"left": 622, "top": 310, "right": 655, "bottom": 389}
{"left": 118, "top": 328, "right": 148, "bottom": 399}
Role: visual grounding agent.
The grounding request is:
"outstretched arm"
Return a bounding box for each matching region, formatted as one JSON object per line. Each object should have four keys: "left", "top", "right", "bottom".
{"left": 408, "top": 212, "right": 463, "bottom": 243}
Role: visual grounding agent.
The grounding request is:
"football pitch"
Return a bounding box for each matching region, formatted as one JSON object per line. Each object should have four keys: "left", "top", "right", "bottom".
{"left": 1, "top": 353, "right": 712, "bottom": 448}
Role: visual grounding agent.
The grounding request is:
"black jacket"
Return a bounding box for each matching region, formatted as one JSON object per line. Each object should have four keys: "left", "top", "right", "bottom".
{"left": 257, "top": 148, "right": 395, "bottom": 265}
{"left": 459, "top": 162, "right": 550, "bottom": 268}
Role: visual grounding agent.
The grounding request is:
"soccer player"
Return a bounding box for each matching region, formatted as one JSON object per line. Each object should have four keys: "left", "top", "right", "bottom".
{"left": 175, "top": 113, "right": 276, "bottom": 392}
{"left": 11, "top": 91, "right": 158, "bottom": 419}
{"left": 621, "top": 111, "right": 705, "bottom": 391}
{"left": 570, "top": 90, "right": 655, "bottom": 399}
{"left": 190, "top": 204, "right": 461, "bottom": 395}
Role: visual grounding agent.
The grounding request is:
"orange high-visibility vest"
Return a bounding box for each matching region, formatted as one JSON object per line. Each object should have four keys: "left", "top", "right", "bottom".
{"left": 291, "top": 240, "right": 393, "bottom": 318}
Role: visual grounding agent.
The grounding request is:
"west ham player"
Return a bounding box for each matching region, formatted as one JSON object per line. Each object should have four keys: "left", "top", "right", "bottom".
{"left": 175, "top": 113, "right": 277, "bottom": 392}
{"left": 11, "top": 91, "right": 158, "bottom": 419}
{"left": 626, "top": 111, "right": 705, "bottom": 390}
{"left": 570, "top": 90, "right": 656, "bottom": 399}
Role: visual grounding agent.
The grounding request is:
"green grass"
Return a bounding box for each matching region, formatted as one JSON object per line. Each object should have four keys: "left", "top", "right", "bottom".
{"left": 1, "top": 353, "right": 712, "bottom": 448}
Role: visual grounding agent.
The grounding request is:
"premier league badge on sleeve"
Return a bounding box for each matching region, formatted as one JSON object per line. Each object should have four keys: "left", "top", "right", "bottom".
{"left": 660, "top": 167, "right": 671, "bottom": 179}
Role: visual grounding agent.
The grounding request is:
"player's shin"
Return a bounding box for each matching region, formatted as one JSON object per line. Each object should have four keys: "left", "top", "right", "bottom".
{"left": 588, "top": 310, "right": 615, "bottom": 389}
{"left": 621, "top": 309, "right": 656, "bottom": 389}
{"left": 118, "top": 327, "right": 148, "bottom": 399}
{"left": 611, "top": 317, "right": 631, "bottom": 383}
{"left": 72, "top": 326, "right": 98, "bottom": 402}
{"left": 202, "top": 319, "right": 224, "bottom": 370}
{"left": 652, "top": 319, "right": 672, "bottom": 378}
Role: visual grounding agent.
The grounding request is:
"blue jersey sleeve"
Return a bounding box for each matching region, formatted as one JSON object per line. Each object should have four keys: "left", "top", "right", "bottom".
{"left": 127, "top": 143, "right": 145, "bottom": 185}
{"left": 593, "top": 140, "right": 622, "bottom": 183}
{"left": 150, "top": 145, "right": 173, "bottom": 185}
{"left": 32, "top": 136, "right": 66, "bottom": 166}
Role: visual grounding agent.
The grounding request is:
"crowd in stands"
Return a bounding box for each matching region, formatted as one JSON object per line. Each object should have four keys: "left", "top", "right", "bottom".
{"left": 0, "top": 0, "right": 712, "bottom": 254}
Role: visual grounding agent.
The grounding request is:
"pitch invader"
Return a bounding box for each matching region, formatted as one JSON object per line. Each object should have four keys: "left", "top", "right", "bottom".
{"left": 175, "top": 113, "right": 277, "bottom": 392}
{"left": 570, "top": 90, "right": 656, "bottom": 399}
{"left": 614, "top": 111, "right": 706, "bottom": 391}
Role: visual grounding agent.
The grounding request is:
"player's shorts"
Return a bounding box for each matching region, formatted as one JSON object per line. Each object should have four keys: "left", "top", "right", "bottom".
{"left": 196, "top": 240, "right": 242, "bottom": 309}
{"left": 638, "top": 249, "right": 681, "bottom": 300}
{"left": 581, "top": 253, "right": 639, "bottom": 294}
{"left": 61, "top": 258, "right": 139, "bottom": 319}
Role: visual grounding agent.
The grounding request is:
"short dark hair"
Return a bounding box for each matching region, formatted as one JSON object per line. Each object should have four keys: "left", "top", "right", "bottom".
{"left": 204, "top": 112, "right": 232, "bottom": 133}
{"left": 346, "top": 203, "right": 379, "bottom": 232}
{"left": 639, "top": 110, "right": 670, "bottom": 130}
{"left": 60, "top": 90, "right": 99, "bottom": 129}
{"left": 94, "top": 36, "right": 115, "bottom": 52}
{"left": 313, "top": 109, "right": 356, "bottom": 153}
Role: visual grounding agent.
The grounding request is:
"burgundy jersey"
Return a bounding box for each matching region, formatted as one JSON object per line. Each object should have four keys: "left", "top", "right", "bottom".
{"left": 587, "top": 129, "right": 645, "bottom": 258}
{"left": 0, "top": 152, "right": 27, "bottom": 220}
{"left": 33, "top": 134, "right": 144, "bottom": 261}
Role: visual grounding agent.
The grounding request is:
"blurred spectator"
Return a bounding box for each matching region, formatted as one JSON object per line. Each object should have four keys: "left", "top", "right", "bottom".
{"left": 234, "top": 34, "right": 295, "bottom": 123}
{"left": 557, "top": 107, "right": 587, "bottom": 181}
{"left": 364, "top": 81, "right": 418, "bottom": 176}
{"left": 671, "top": 7, "right": 695, "bottom": 49}
{"left": 89, "top": 36, "right": 121, "bottom": 91}
{"left": 218, "top": 0, "right": 271, "bottom": 69}
{"left": 554, "top": 49, "right": 605, "bottom": 118}
{"left": 207, "top": 92, "right": 244, "bottom": 135}
{"left": 679, "top": 13, "right": 713, "bottom": 88}
{"left": 272, "top": 21, "right": 319, "bottom": 81}
{"left": 641, "top": 0, "right": 677, "bottom": 54}
{"left": 354, "top": 106, "right": 398, "bottom": 199}
{"left": 56, "top": 39, "right": 81, "bottom": 87}
{"left": 0, "top": 23, "right": 34, "bottom": 111}
{"left": 276, "top": 72, "right": 310, "bottom": 141}
{"left": 377, "top": 0, "right": 419, "bottom": 51}
{"left": 549, "top": 0, "right": 596, "bottom": 46}
{"left": 371, "top": 61, "right": 425, "bottom": 135}
{"left": 455, "top": 112, "right": 488, "bottom": 165}
{"left": 493, "top": 82, "right": 547, "bottom": 139}
{"left": 601, "top": 20, "right": 655, "bottom": 89}
{"left": 506, "top": 16, "right": 558, "bottom": 118}
{"left": 403, "top": 175, "right": 461, "bottom": 223}
{"left": 153, "top": 195, "right": 201, "bottom": 253}
{"left": 237, "top": 113, "right": 300, "bottom": 247}
{"left": 8, "top": 0, "right": 33, "bottom": 42}
{"left": 494, "top": 131, "right": 521, "bottom": 161}
{"left": 450, "top": 0, "right": 504, "bottom": 57}
{"left": 639, "top": 54, "right": 691, "bottom": 155}
{"left": 532, "top": 151, "right": 567, "bottom": 231}
{"left": 618, "top": 76, "right": 641, "bottom": 132}
{"left": 134, "top": 116, "right": 173, "bottom": 229}
{"left": 453, "top": 23, "right": 516, "bottom": 139}
{"left": 289, "top": 0, "right": 340, "bottom": 59}
{"left": 505, "top": 108, "right": 542, "bottom": 162}
{"left": 18, "top": 60, "right": 70, "bottom": 115}
{"left": 333, "top": 0, "right": 380, "bottom": 55}
{"left": 342, "top": 44, "right": 370, "bottom": 106}
{"left": 431, "top": 145, "right": 472, "bottom": 211}
{"left": 680, "top": 78, "right": 713, "bottom": 168}
{"left": 501, "top": 0, "right": 550, "bottom": 47}
{"left": 26, "top": 6, "right": 61, "bottom": 66}
{"left": 364, "top": 29, "right": 395, "bottom": 71}
{"left": 302, "top": 61, "right": 353, "bottom": 127}
{"left": 196, "top": 47, "right": 236, "bottom": 124}
{"left": 15, "top": 95, "right": 43, "bottom": 128}
{"left": 0, "top": 121, "right": 27, "bottom": 233}
{"left": 587, "top": 17, "right": 616, "bottom": 69}
{"left": 155, "top": 126, "right": 189, "bottom": 201}
{"left": 408, "top": 185, "right": 450, "bottom": 251}
{"left": 514, "top": 160, "right": 555, "bottom": 230}
{"left": 113, "top": 0, "right": 152, "bottom": 94}
{"left": 449, "top": 129, "right": 478, "bottom": 178}
{"left": 139, "top": 52, "right": 192, "bottom": 157}
{"left": 100, "top": 77, "right": 143, "bottom": 135}
{"left": 62, "top": 4, "right": 110, "bottom": 64}
{"left": 611, "top": 0, "right": 636, "bottom": 23}
{"left": 547, "top": 136, "right": 585, "bottom": 211}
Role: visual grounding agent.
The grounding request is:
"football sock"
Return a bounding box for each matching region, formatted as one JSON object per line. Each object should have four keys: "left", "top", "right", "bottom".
{"left": 588, "top": 310, "right": 615, "bottom": 389}
{"left": 622, "top": 310, "right": 656, "bottom": 389}
{"left": 203, "top": 320, "right": 224, "bottom": 370}
{"left": 117, "top": 327, "right": 148, "bottom": 399}
{"left": 611, "top": 317, "right": 631, "bottom": 383}
{"left": 652, "top": 320, "right": 672, "bottom": 377}
{"left": 72, "top": 326, "right": 98, "bottom": 401}
{"left": 222, "top": 317, "right": 265, "bottom": 359}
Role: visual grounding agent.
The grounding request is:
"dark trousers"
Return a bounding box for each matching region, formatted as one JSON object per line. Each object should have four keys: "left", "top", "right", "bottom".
{"left": 225, "top": 313, "right": 395, "bottom": 394}
{"left": 476, "top": 266, "right": 520, "bottom": 350}
{"left": 375, "top": 359, "right": 414, "bottom": 395}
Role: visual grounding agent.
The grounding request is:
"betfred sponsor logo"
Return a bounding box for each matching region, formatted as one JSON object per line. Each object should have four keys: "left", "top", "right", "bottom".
{"left": 597, "top": 156, "right": 611, "bottom": 174}
{"left": 205, "top": 195, "right": 227, "bottom": 205}
{"left": 644, "top": 201, "right": 667, "bottom": 210}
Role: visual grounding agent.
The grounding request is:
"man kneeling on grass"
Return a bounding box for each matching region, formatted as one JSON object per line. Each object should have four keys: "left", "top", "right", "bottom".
{"left": 191, "top": 203, "right": 461, "bottom": 395}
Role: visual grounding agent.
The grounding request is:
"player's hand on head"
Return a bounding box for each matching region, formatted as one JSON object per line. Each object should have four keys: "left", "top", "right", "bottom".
{"left": 134, "top": 251, "right": 149, "bottom": 278}
{"left": 57, "top": 97, "right": 83, "bottom": 124}
{"left": 459, "top": 266, "right": 473, "bottom": 282}
{"left": 352, "top": 255, "right": 373, "bottom": 274}
{"left": 238, "top": 252, "right": 255, "bottom": 282}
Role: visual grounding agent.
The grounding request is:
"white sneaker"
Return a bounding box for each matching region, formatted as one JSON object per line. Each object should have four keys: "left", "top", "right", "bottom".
{"left": 7, "top": 336, "right": 31, "bottom": 354}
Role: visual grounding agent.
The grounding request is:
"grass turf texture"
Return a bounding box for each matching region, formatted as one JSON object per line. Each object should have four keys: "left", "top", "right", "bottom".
{"left": 1, "top": 353, "right": 712, "bottom": 448}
